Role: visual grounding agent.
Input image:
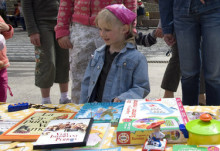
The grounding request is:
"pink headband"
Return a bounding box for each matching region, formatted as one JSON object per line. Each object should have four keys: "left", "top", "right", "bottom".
{"left": 105, "top": 4, "right": 137, "bottom": 24}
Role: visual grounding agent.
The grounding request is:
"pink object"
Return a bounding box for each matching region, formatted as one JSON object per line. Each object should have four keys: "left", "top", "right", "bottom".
{"left": 0, "top": 68, "right": 8, "bottom": 102}
{"left": 105, "top": 4, "right": 137, "bottom": 24}
{"left": 55, "top": 0, "right": 137, "bottom": 39}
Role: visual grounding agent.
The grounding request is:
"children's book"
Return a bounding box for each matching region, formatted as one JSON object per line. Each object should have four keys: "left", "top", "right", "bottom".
{"left": 0, "top": 119, "right": 20, "bottom": 135}
{"left": 173, "top": 145, "right": 220, "bottom": 151}
{"left": 74, "top": 102, "right": 124, "bottom": 126}
{"left": 0, "top": 111, "right": 77, "bottom": 142}
{"left": 52, "top": 123, "right": 111, "bottom": 150}
{"left": 33, "top": 118, "right": 94, "bottom": 150}
{"left": 81, "top": 147, "right": 121, "bottom": 151}
{"left": 186, "top": 112, "right": 216, "bottom": 120}
{"left": 116, "top": 98, "right": 189, "bottom": 145}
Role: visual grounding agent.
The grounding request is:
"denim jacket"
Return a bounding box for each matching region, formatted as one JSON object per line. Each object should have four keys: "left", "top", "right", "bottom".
{"left": 159, "top": 0, "right": 220, "bottom": 34}
{"left": 80, "top": 43, "right": 150, "bottom": 104}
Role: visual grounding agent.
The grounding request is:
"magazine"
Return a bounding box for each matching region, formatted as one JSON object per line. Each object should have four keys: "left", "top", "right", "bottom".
{"left": 75, "top": 102, "right": 124, "bottom": 126}
{"left": 33, "top": 118, "right": 93, "bottom": 150}
{"left": 0, "top": 111, "right": 77, "bottom": 142}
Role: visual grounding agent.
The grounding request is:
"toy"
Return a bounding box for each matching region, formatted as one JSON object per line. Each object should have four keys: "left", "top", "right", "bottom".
{"left": 180, "top": 113, "right": 220, "bottom": 145}
{"left": 8, "top": 103, "right": 59, "bottom": 112}
{"left": 142, "top": 121, "right": 167, "bottom": 151}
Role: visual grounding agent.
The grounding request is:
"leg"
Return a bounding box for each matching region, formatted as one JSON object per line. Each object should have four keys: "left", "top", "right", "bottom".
{"left": 161, "top": 43, "right": 181, "bottom": 98}
{"left": 35, "top": 21, "right": 57, "bottom": 103}
{"left": 54, "top": 36, "right": 70, "bottom": 104}
{"left": 174, "top": 14, "right": 201, "bottom": 105}
{"left": 201, "top": 8, "right": 220, "bottom": 105}
{"left": 199, "top": 69, "right": 206, "bottom": 105}
{"left": 0, "top": 68, "right": 8, "bottom": 102}
{"left": 69, "top": 24, "right": 103, "bottom": 104}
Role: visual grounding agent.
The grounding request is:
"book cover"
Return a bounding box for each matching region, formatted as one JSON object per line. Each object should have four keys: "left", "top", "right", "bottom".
{"left": 116, "top": 98, "right": 189, "bottom": 145}
{"left": 186, "top": 111, "right": 216, "bottom": 121}
{"left": 173, "top": 145, "right": 220, "bottom": 151}
{"left": 52, "top": 123, "right": 111, "bottom": 150}
{"left": 33, "top": 118, "right": 94, "bottom": 150}
{"left": 74, "top": 102, "right": 124, "bottom": 126}
{"left": 82, "top": 147, "right": 121, "bottom": 151}
{"left": 0, "top": 111, "right": 77, "bottom": 142}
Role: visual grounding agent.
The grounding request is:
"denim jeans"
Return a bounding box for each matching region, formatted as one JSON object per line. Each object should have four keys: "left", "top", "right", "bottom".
{"left": 174, "top": 8, "right": 220, "bottom": 105}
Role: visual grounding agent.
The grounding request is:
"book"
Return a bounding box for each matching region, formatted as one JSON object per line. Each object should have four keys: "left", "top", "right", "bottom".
{"left": 116, "top": 98, "right": 189, "bottom": 145}
{"left": 186, "top": 111, "right": 216, "bottom": 120}
{"left": 0, "top": 119, "right": 20, "bottom": 135}
{"left": 33, "top": 118, "right": 94, "bottom": 150}
{"left": 0, "top": 111, "right": 77, "bottom": 142}
{"left": 74, "top": 102, "right": 124, "bottom": 126}
{"left": 81, "top": 147, "right": 121, "bottom": 151}
{"left": 173, "top": 145, "right": 220, "bottom": 151}
{"left": 52, "top": 123, "right": 111, "bottom": 150}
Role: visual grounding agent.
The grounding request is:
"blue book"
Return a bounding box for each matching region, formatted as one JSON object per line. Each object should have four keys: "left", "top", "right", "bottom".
{"left": 74, "top": 102, "right": 125, "bottom": 126}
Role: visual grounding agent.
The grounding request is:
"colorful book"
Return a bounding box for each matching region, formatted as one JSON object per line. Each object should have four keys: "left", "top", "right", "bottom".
{"left": 186, "top": 112, "right": 216, "bottom": 121}
{"left": 74, "top": 102, "right": 124, "bottom": 126}
{"left": 173, "top": 145, "right": 220, "bottom": 151}
{"left": 0, "top": 111, "right": 77, "bottom": 142}
{"left": 33, "top": 118, "right": 93, "bottom": 150}
{"left": 82, "top": 147, "right": 121, "bottom": 151}
{"left": 52, "top": 123, "right": 111, "bottom": 150}
{"left": 116, "top": 98, "right": 189, "bottom": 145}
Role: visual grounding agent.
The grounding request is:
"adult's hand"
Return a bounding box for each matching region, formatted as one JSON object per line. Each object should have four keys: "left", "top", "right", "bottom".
{"left": 200, "top": 0, "right": 205, "bottom": 4}
{"left": 30, "top": 33, "right": 41, "bottom": 46}
{"left": 164, "top": 34, "right": 176, "bottom": 46}
{"left": 0, "top": 22, "right": 9, "bottom": 32}
{"left": 58, "top": 36, "right": 73, "bottom": 49}
{"left": 155, "top": 27, "right": 164, "bottom": 38}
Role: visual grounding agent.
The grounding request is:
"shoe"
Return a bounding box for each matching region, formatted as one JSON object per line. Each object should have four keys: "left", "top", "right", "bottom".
{"left": 59, "top": 98, "right": 71, "bottom": 104}
{"left": 41, "top": 100, "right": 52, "bottom": 104}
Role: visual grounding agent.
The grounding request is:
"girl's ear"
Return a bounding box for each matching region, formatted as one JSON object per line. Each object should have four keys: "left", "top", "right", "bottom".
{"left": 122, "top": 24, "right": 130, "bottom": 34}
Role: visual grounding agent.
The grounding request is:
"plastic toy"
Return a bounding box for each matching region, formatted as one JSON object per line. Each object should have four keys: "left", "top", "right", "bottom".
{"left": 8, "top": 102, "right": 29, "bottom": 112}
{"left": 142, "top": 121, "right": 167, "bottom": 151}
{"left": 180, "top": 113, "right": 220, "bottom": 145}
{"left": 8, "top": 103, "right": 59, "bottom": 112}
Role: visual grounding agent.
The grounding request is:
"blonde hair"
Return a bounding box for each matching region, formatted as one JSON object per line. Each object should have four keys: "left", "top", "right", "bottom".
{"left": 95, "top": 9, "right": 135, "bottom": 45}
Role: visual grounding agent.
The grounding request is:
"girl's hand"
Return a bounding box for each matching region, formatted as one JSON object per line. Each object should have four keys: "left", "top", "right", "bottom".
{"left": 113, "top": 98, "right": 121, "bottom": 102}
{"left": 30, "top": 33, "right": 41, "bottom": 46}
{"left": 200, "top": 0, "right": 205, "bottom": 4}
{"left": 58, "top": 36, "right": 73, "bottom": 49}
{"left": 155, "top": 28, "right": 164, "bottom": 38}
{"left": 0, "top": 22, "right": 9, "bottom": 32}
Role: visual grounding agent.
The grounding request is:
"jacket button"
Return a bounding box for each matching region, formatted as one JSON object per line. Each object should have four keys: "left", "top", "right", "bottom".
{"left": 97, "top": 66, "right": 100, "bottom": 69}
{"left": 123, "top": 62, "right": 126, "bottom": 66}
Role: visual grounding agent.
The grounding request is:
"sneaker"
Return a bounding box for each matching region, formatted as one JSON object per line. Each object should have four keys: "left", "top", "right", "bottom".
{"left": 59, "top": 98, "right": 71, "bottom": 104}
{"left": 41, "top": 100, "right": 52, "bottom": 104}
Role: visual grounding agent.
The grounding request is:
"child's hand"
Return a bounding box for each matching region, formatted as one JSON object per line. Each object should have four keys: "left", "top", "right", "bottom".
{"left": 0, "top": 22, "right": 9, "bottom": 32}
{"left": 30, "top": 33, "right": 41, "bottom": 46}
{"left": 58, "top": 36, "right": 73, "bottom": 49}
{"left": 113, "top": 98, "right": 121, "bottom": 102}
{"left": 155, "top": 28, "right": 164, "bottom": 38}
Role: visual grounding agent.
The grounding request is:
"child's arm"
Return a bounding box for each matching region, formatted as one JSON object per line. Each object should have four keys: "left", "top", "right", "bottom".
{"left": 117, "top": 55, "right": 150, "bottom": 102}
{"left": 79, "top": 59, "right": 93, "bottom": 104}
{"left": 135, "top": 30, "right": 157, "bottom": 47}
{"left": 0, "top": 34, "right": 5, "bottom": 50}
{"left": 0, "top": 17, "right": 14, "bottom": 40}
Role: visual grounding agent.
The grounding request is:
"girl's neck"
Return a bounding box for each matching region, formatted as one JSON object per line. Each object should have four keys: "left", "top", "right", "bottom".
{"left": 109, "top": 43, "right": 125, "bottom": 54}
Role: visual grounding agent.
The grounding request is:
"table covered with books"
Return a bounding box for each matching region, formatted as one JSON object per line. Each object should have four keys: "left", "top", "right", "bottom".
{"left": 0, "top": 99, "right": 220, "bottom": 151}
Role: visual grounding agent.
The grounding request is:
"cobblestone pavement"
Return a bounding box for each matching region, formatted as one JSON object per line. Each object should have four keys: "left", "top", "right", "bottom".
{"left": 6, "top": 27, "right": 182, "bottom": 104}
{"left": 7, "top": 27, "right": 171, "bottom": 62}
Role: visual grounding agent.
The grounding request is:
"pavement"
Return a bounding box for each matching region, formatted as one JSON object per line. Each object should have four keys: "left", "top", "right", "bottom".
{"left": 6, "top": 27, "right": 182, "bottom": 104}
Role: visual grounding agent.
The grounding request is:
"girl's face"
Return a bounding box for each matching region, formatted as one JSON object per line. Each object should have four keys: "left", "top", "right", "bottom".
{"left": 98, "top": 19, "right": 128, "bottom": 50}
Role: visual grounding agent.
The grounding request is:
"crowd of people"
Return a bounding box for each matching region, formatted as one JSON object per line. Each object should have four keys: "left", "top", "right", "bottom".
{"left": 0, "top": 0, "right": 220, "bottom": 106}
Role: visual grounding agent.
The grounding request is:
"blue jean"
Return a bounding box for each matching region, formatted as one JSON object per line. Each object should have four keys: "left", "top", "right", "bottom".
{"left": 174, "top": 8, "right": 220, "bottom": 105}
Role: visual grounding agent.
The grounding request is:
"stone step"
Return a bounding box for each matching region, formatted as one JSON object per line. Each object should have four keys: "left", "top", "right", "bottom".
{"left": 149, "top": 12, "right": 160, "bottom": 19}
{"left": 142, "top": 19, "right": 159, "bottom": 27}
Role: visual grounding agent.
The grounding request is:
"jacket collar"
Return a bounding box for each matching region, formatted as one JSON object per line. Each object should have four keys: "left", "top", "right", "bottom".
{"left": 96, "top": 43, "right": 135, "bottom": 54}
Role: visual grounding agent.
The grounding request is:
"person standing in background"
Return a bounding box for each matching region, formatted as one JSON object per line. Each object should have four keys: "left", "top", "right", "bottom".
{"left": 55, "top": 0, "right": 136, "bottom": 104}
{"left": 159, "top": 0, "right": 220, "bottom": 105}
{"left": 0, "top": 0, "right": 8, "bottom": 23}
{"left": 22, "top": 0, "right": 71, "bottom": 104}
